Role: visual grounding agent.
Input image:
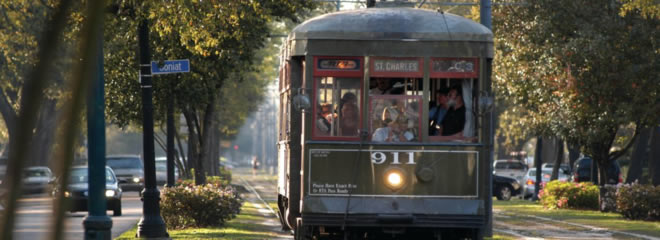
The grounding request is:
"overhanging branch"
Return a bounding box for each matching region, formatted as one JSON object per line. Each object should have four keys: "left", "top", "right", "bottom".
{"left": 609, "top": 122, "right": 641, "bottom": 161}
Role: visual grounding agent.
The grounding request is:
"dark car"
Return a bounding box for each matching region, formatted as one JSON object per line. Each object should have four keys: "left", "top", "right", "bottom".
{"left": 493, "top": 174, "right": 521, "bottom": 201}
{"left": 52, "top": 166, "right": 123, "bottom": 216}
{"left": 572, "top": 157, "right": 622, "bottom": 185}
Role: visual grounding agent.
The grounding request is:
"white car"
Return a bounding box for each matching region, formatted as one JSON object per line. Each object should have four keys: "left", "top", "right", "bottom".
{"left": 23, "top": 166, "right": 53, "bottom": 194}
{"left": 493, "top": 160, "right": 527, "bottom": 183}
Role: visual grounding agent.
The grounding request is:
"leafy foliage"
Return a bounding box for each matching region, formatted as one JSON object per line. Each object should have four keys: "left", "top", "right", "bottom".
{"left": 616, "top": 182, "right": 660, "bottom": 220}
{"left": 160, "top": 184, "right": 242, "bottom": 229}
{"left": 493, "top": 0, "right": 660, "bottom": 183}
{"left": 539, "top": 180, "right": 599, "bottom": 210}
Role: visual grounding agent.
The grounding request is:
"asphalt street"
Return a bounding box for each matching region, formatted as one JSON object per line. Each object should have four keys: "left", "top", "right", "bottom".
{"left": 12, "top": 191, "right": 142, "bottom": 239}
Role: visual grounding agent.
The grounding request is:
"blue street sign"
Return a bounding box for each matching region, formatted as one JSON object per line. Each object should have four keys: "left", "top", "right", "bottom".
{"left": 151, "top": 59, "right": 190, "bottom": 75}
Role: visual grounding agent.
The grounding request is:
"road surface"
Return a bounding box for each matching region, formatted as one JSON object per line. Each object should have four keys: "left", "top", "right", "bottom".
{"left": 12, "top": 191, "right": 142, "bottom": 239}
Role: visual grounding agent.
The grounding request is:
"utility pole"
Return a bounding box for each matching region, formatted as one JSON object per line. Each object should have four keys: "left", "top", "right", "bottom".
{"left": 137, "top": 19, "right": 169, "bottom": 238}
{"left": 480, "top": 0, "right": 492, "bottom": 238}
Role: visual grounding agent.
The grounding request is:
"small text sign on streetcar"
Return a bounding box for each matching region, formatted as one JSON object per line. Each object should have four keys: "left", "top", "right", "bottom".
{"left": 151, "top": 59, "right": 190, "bottom": 75}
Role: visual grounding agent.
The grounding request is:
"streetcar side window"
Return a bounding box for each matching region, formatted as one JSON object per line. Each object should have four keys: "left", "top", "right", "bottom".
{"left": 369, "top": 95, "right": 422, "bottom": 142}
{"left": 313, "top": 77, "right": 361, "bottom": 139}
{"left": 428, "top": 78, "right": 477, "bottom": 142}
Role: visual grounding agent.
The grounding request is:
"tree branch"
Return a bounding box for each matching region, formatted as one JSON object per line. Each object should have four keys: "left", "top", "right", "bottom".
{"left": 0, "top": 88, "right": 18, "bottom": 133}
{"left": 609, "top": 123, "right": 642, "bottom": 161}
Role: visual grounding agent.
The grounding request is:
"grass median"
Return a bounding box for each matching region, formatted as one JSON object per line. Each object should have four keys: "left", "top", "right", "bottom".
{"left": 494, "top": 198, "right": 660, "bottom": 238}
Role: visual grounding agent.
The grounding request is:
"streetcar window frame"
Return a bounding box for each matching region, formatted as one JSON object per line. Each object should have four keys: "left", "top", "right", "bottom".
{"left": 427, "top": 58, "right": 480, "bottom": 143}
{"left": 311, "top": 56, "right": 364, "bottom": 141}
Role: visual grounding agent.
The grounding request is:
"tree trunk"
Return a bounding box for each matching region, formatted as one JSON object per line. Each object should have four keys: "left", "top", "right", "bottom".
{"left": 649, "top": 126, "right": 660, "bottom": 186}
{"left": 183, "top": 109, "right": 202, "bottom": 184}
{"left": 627, "top": 127, "right": 650, "bottom": 183}
{"left": 568, "top": 143, "right": 580, "bottom": 170}
{"left": 211, "top": 127, "right": 221, "bottom": 176}
{"left": 550, "top": 138, "right": 564, "bottom": 181}
{"left": 199, "top": 101, "right": 215, "bottom": 181}
{"left": 174, "top": 126, "right": 189, "bottom": 179}
{"left": 533, "top": 136, "right": 543, "bottom": 200}
{"left": 541, "top": 136, "right": 558, "bottom": 166}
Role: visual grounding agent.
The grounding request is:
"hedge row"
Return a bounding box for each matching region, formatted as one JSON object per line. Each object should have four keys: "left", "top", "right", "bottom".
{"left": 612, "top": 183, "right": 660, "bottom": 221}
{"left": 539, "top": 180, "right": 599, "bottom": 210}
{"left": 540, "top": 180, "right": 660, "bottom": 221}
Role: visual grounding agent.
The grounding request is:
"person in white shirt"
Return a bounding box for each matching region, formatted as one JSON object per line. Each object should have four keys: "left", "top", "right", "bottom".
{"left": 372, "top": 116, "right": 414, "bottom": 142}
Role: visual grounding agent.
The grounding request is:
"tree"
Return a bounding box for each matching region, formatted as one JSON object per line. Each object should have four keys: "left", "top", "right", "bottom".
{"left": 103, "top": 1, "right": 314, "bottom": 184}
{"left": 0, "top": 2, "right": 86, "bottom": 167}
{"left": 494, "top": 0, "right": 660, "bottom": 186}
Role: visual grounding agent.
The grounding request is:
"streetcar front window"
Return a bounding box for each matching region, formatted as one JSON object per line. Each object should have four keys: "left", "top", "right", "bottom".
{"left": 369, "top": 96, "right": 421, "bottom": 142}
{"left": 313, "top": 77, "right": 361, "bottom": 139}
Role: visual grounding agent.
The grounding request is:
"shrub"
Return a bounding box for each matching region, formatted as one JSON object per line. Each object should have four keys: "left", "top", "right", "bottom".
{"left": 616, "top": 183, "right": 660, "bottom": 221}
{"left": 540, "top": 180, "right": 599, "bottom": 210}
{"left": 160, "top": 184, "right": 242, "bottom": 229}
{"left": 176, "top": 167, "right": 232, "bottom": 187}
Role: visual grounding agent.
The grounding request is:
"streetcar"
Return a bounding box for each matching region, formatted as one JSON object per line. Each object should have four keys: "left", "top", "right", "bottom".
{"left": 277, "top": 7, "right": 494, "bottom": 239}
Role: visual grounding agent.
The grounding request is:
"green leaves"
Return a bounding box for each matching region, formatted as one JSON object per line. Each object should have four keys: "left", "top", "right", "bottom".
{"left": 493, "top": 0, "right": 660, "bottom": 156}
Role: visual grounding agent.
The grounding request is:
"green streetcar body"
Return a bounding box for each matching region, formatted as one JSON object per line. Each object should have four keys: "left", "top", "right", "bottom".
{"left": 277, "top": 8, "right": 494, "bottom": 239}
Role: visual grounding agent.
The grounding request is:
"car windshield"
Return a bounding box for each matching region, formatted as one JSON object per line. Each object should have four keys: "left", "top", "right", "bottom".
{"left": 70, "top": 168, "right": 116, "bottom": 184}
{"left": 107, "top": 157, "right": 143, "bottom": 170}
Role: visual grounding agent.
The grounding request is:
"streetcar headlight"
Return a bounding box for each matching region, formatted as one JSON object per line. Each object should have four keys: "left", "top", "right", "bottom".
{"left": 64, "top": 191, "right": 70, "bottom": 197}
{"left": 384, "top": 168, "right": 405, "bottom": 190}
{"left": 105, "top": 190, "right": 115, "bottom": 197}
{"left": 132, "top": 177, "right": 140, "bottom": 183}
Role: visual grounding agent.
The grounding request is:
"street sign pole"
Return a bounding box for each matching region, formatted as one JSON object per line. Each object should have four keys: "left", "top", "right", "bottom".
{"left": 136, "top": 19, "right": 168, "bottom": 238}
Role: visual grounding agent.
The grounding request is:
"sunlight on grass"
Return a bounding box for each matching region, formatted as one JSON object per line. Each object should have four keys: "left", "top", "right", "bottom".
{"left": 494, "top": 199, "right": 660, "bottom": 237}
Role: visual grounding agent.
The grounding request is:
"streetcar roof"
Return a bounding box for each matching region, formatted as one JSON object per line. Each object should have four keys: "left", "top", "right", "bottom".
{"left": 289, "top": 8, "right": 493, "bottom": 42}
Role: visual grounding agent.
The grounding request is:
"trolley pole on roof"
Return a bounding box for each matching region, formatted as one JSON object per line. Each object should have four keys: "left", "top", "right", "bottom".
{"left": 480, "top": 0, "right": 493, "bottom": 238}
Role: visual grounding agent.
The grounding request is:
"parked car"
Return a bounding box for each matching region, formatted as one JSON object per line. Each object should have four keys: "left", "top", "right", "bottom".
{"left": 22, "top": 166, "right": 53, "bottom": 194}
{"left": 106, "top": 155, "right": 144, "bottom": 191}
{"left": 493, "top": 174, "right": 521, "bottom": 201}
{"left": 571, "top": 157, "right": 622, "bottom": 184}
{"left": 522, "top": 168, "right": 570, "bottom": 199}
{"left": 541, "top": 163, "right": 571, "bottom": 173}
{"left": 155, "top": 157, "right": 179, "bottom": 185}
{"left": 493, "top": 159, "right": 527, "bottom": 183}
{"left": 52, "top": 166, "right": 122, "bottom": 216}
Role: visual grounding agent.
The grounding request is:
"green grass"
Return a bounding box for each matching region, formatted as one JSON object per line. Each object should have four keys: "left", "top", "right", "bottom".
{"left": 494, "top": 199, "right": 660, "bottom": 237}
{"left": 114, "top": 225, "right": 137, "bottom": 239}
{"left": 116, "top": 201, "right": 285, "bottom": 239}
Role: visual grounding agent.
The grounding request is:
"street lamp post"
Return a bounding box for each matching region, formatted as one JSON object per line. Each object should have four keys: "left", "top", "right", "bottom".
{"left": 82, "top": 23, "right": 112, "bottom": 240}
{"left": 136, "top": 19, "right": 169, "bottom": 238}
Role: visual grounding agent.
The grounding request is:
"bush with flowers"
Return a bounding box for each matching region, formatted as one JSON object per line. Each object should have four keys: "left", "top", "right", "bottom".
{"left": 539, "top": 180, "right": 599, "bottom": 210}
{"left": 160, "top": 183, "right": 242, "bottom": 229}
{"left": 616, "top": 182, "right": 660, "bottom": 221}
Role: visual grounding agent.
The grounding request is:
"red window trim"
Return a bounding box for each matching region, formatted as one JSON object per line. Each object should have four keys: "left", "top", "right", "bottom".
{"left": 430, "top": 58, "right": 479, "bottom": 78}
{"left": 313, "top": 56, "right": 364, "bottom": 78}
{"left": 368, "top": 95, "right": 423, "bottom": 142}
{"left": 370, "top": 57, "right": 424, "bottom": 78}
